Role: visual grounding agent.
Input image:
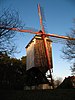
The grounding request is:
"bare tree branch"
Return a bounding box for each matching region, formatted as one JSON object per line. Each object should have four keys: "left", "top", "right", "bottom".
{"left": 0, "top": 8, "right": 24, "bottom": 55}
{"left": 62, "top": 20, "right": 75, "bottom": 74}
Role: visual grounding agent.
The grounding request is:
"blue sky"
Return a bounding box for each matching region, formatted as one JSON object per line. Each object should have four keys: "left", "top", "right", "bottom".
{"left": 0, "top": 0, "right": 75, "bottom": 79}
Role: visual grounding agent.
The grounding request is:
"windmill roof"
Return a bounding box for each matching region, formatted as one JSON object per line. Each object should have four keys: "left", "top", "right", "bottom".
{"left": 25, "top": 35, "right": 52, "bottom": 48}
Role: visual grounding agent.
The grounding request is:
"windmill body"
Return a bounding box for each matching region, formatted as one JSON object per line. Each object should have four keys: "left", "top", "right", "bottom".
{"left": 26, "top": 35, "right": 53, "bottom": 74}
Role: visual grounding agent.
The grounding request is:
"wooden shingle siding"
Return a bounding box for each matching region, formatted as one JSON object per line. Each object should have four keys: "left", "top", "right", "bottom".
{"left": 26, "top": 35, "right": 52, "bottom": 73}
{"left": 34, "top": 38, "right": 48, "bottom": 73}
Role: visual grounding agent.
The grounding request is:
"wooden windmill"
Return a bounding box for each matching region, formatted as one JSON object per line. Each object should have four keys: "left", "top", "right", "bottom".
{"left": 0, "top": 4, "right": 75, "bottom": 88}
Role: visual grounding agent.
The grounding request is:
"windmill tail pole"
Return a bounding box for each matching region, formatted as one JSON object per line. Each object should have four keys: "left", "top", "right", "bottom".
{"left": 42, "top": 35, "right": 51, "bottom": 69}
{"left": 42, "top": 35, "right": 54, "bottom": 89}
{"left": 49, "top": 69, "right": 54, "bottom": 89}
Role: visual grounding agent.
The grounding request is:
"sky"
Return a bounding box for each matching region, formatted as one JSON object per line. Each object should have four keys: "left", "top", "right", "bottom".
{"left": 0, "top": 0, "right": 75, "bottom": 79}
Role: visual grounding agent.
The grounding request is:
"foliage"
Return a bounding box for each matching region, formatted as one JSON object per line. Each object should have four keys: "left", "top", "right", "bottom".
{"left": 0, "top": 51, "right": 26, "bottom": 90}
{"left": 54, "top": 77, "right": 63, "bottom": 88}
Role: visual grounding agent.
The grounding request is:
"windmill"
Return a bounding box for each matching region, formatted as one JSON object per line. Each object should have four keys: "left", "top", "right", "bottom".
{"left": 0, "top": 4, "right": 75, "bottom": 89}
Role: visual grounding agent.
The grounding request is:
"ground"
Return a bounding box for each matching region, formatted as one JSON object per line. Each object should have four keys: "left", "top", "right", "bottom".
{"left": 0, "top": 89, "right": 75, "bottom": 100}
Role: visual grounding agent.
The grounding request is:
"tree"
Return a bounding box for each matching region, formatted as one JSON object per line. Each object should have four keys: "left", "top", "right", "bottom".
{"left": 21, "top": 56, "right": 26, "bottom": 70}
{"left": 0, "top": 9, "right": 23, "bottom": 55}
{"left": 54, "top": 77, "right": 63, "bottom": 88}
{"left": 0, "top": 52, "right": 26, "bottom": 90}
{"left": 71, "top": 63, "right": 75, "bottom": 75}
{"left": 62, "top": 19, "right": 75, "bottom": 75}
